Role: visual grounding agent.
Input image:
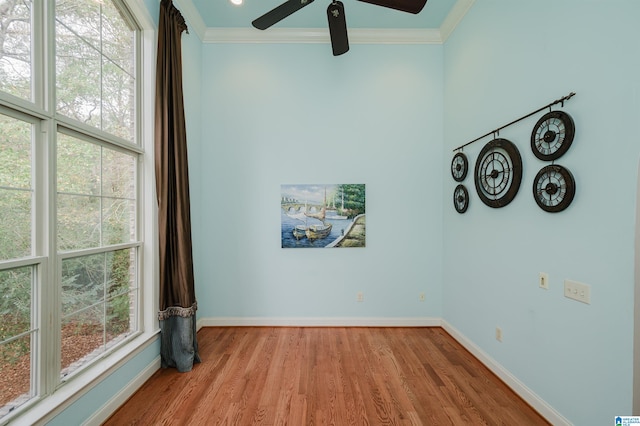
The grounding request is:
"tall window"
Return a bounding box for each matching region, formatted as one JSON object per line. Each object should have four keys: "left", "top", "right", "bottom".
{"left": 0, "top": 0, "right": 142, "bottom": 420}
{"left": 0, "top": 109, "right": 37, "bottom": 415}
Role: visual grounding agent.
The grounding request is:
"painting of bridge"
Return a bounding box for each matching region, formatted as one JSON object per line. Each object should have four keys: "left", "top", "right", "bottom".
{"left": 281, "top": 184, "right": 366, "bottom": 249}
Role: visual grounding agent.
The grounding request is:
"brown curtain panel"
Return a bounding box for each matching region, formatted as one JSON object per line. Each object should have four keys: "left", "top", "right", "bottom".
{"left": 155, "top": 0, "right": 200, "bottom": 372}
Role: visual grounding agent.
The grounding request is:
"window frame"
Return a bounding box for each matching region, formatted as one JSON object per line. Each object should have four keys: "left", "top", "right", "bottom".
{"left": 0, "top": 1, "right": 159, "bottom": 423}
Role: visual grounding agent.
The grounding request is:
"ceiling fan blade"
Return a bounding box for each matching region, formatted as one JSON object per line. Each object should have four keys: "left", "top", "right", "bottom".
{"left": 356, "top": 0, "right": 428, "bottom": 14}
{"left": 252, "top": 0, "right": 315, "bottom": 30}
{"left": 327, "top": 1, "right": 349, "bottom": 56}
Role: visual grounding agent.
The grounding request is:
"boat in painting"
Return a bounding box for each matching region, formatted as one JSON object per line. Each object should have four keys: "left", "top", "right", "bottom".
{"left": 293, "top": 224, "right": 307, "bottom": 240}
{"left": 303, "top": 199, "right": 333, "bottom": 240}
{"left": 287, "top": 202, "right": 309, "bottom": 239}
{"left": 306, "top": 222, "right": 332, "bottom": 240}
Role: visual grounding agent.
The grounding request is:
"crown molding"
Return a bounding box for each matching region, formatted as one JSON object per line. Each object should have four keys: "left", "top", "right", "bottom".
{"left": 440, "top": 0, "right": 475, "bottom": 42}
{"left": 203, "top": 27, "right": 442, "bottom": 44}
{"left": 175, "top": 0, "right": 473, "bottom": 45}
{"left": 173, "top": 0, "right": 207, "bottom": 40}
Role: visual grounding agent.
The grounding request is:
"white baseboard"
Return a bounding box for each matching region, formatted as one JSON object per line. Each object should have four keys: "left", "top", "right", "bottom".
{"left": 83, "top": 356, "right": 161, "bottom": 426}
{"left": 197, "top": 316, "right": 442, "bottom": 329}
{"left": 441, "top": 320, "right": 571, "bottom": 426}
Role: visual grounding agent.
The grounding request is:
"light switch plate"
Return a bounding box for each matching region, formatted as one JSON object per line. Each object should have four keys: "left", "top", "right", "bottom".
{"left": 564, "top": 280, "right": 591, "bottom": 304}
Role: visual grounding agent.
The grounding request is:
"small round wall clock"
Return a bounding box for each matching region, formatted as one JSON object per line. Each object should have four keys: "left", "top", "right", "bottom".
{"left": 453, "top": 184, "right": 469, "bottom": 213}
{"left": 474, "top": 138, "right": 523, "bottom": 208}
{"left": 532, "top": 164, "right": 576, "bottom": 212}
{"left": 530, "top": 110, "right": 575, "bottom": 161}
{"left": 451, "top": 152, "right": 468, "bottom": 182}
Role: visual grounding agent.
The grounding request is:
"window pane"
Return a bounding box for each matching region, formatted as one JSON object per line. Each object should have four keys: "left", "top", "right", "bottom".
{"left": 55, "top": 25, "right": 102, "bottom": 128}
{"left": 0, "top": 267, "right": 32, "bottom": 341}
{"left": 102, "top": 60, "right": 134, "bottom": 141}
{"left": 55, "top": 0, "right": 102, "bottom": 128}
{"left": 55, "top": 0, "right": 101, "bottom": 42}
{"left": 61, "top": 254, "right": 105, "bottom": 317}
{"left": 60, "top": 249, "right": 136, "bottom": 377}
{"left": 0, "top": 335, "right": 32, "bottom": 415}
{"left": 101, "top": 0, "right": 135, "bottom": 142}
{"left": 0, "top": 0, "right": 32, "bottom": 100}
{"left": 0, "top": 114, "right": 32, "bottom": 259}
{"left": 57, "top": 133, "right": 100, "bottom": 195}
{"left": 102, "top": 148, "right": 136, "bottom": 245}
{"left": 106, "top": 290, "right": 136, "bottom": 342}
{"left": 61, "top": 307, "right": 104, "bottom": 377}
{"left": 57, "top": 193, "right": 101, "bottom": 251}
{"left": 102, "top": 147, "right": 135, "bottom": 199}
{"left": 0, "top": 114, "right": 32, "bottom": 189}
{"left": 0, "top": 266, "right": 34, "bottom": 415}
{"left": 58, "top": 133, "right": 136, "bottom": 250}
{"left": 0, "top": 190, "right": 31, "bottom": 259}
{"left": 103, "top": 198, "right": 135, "bottom": 245}
{"left": 56, "top": 0, "right": 136, "bottom": 142}
{"left": 106, "top": 248, "right": 135, "bottom": 295}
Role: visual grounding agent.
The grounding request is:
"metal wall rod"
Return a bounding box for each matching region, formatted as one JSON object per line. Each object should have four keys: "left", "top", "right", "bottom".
{"left": 453, "top": 92, "right": 576, "bottom": 152}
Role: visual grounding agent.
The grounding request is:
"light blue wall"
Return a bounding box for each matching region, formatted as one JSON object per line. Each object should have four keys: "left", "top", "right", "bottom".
{"left": 46, "top": 340, "right": 160, "bottom": 425}
{"left": 194, "top": 43, "right": 444, "bottom": 319}
{"left": 443, "top": 1, "right": 640, "bottom": 424}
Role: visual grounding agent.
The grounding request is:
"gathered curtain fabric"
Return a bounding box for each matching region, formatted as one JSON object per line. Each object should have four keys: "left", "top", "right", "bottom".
{"left": 155, "top": 0, "right": 200, "bottom": 372}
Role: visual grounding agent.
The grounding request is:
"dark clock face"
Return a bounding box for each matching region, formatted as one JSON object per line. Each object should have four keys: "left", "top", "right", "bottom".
{"left": 453, "top": 184, "right": 469, "bottom": 213}
{"left": 533, "top": 164, "right": 576, "bottom": 212}
{"left": 451, "top": 152, "right": 468, "bottom": 182}
{"left": 474, "top": 138, "right": 523, "bottom": 208}
{"left": 530, "top": 110, "right": 575, "bottom": 161}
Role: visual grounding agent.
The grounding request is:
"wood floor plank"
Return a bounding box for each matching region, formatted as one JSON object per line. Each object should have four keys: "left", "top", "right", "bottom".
{"left": 103, "top": 327, "right": 550, "bottom": 426}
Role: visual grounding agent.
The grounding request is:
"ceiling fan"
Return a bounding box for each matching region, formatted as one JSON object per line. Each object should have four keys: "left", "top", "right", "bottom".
{"left": 252, "top": 0, "right": 428, "bottom": 56}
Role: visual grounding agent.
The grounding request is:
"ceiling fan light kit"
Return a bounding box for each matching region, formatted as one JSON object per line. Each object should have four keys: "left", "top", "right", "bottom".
{"left": 252, "top": 0, "right": 428, "bottom": 56}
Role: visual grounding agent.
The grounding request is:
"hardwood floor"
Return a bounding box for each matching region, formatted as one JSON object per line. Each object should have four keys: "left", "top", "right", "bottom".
{"left": 104, "top": 327, "right": 550, "bottom": 425}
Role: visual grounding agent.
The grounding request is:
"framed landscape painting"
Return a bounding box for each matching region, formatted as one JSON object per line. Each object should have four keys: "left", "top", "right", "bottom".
{"left": 281, "top": 184, "right": 366, "bottom": 248}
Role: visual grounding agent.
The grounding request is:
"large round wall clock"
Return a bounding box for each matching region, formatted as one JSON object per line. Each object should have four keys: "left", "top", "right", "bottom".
{"left": 451, "top": 152, "right": 468, "bottom": 182}
{"left": 532, "top": 164, "right": 576, "bottom": 213}
{"left": 474, "top": 138, "right": 523, "bottom": 208}
{"left": 530, "top": 110, "right": 575, "bottom": 161}
{"left": 453, "top": 184, "right": 469, "bottom": 213}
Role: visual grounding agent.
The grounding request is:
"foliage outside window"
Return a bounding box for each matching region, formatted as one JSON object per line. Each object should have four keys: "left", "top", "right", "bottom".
{"left": 0, "top": 0, "right": 31, "bottom": 101}
{"left": 0, "top": 0, "right": 142, "bottom": 420}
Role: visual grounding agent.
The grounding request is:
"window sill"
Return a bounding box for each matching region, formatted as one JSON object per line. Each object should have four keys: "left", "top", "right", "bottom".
{"left": 4, "top": 329, "right": 160, "bottom": 426}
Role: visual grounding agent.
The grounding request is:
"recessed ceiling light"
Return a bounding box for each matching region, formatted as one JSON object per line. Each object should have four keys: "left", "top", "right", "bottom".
{"left": 230, "top": 0, "right": 243, "bottom": 5}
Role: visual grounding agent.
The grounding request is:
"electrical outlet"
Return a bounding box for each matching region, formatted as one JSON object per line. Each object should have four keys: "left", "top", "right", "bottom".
{"left": 419, "top": 293, "right": 425, "bottom": 302}
{"left": 495, "top": 327, "right": 503, "bottom": 342}
{"left": 564, "top": 280, "right": 591, "bottom": 304}
{"left": 356, "top": 292, "right": 364, "bottom": 302}
{"left": 539, "top": 272, "right": 549, "bottom": 290}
